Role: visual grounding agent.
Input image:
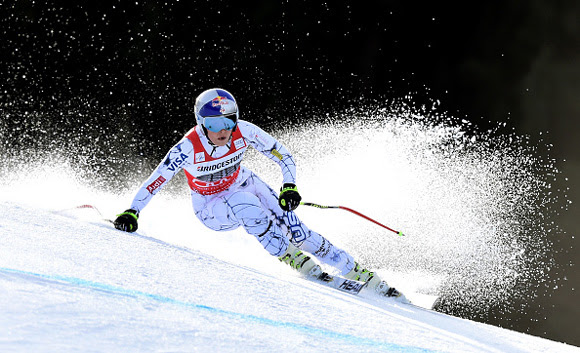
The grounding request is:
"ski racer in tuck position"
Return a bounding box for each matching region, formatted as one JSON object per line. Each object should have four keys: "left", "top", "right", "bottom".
{"left": 114, "top": 88, "right": 406, "bottom": 300}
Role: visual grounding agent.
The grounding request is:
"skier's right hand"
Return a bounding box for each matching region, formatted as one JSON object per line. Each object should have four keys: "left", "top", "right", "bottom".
{"left": 114, "top": 209, "right": 139, "bottom": 232}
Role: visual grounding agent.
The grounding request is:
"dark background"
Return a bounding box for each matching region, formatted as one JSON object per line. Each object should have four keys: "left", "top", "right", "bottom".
{"left": 1, "top": 0, "right": 578, "bottom": 346}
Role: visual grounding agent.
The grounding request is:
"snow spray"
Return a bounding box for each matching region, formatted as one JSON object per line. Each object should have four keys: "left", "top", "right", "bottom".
{"left": 243, "top": 98, "right": 567, "bottom": 321}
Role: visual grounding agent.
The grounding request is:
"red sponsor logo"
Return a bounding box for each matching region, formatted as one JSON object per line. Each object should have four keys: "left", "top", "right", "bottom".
{"left": 211, "top": 96, "right": 229, "bottom": 107}
{"left": 146, "top": 175, "right": 166, "bottom": 193}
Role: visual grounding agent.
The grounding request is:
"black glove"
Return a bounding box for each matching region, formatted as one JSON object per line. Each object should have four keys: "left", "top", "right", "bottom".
{"left": 114, "top": 209, "right": 139, "bottom": 232}
{"left": 279, "top": 183, "right": 301, "bottom": 211}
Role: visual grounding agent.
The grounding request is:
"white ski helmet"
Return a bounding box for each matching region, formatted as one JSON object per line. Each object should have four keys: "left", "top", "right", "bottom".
{"left": 194, "top": 88, "right": 239, "bottom": 132}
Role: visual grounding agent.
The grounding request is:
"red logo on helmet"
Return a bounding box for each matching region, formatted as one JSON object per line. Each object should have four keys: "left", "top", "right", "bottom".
{"left": 211, "top": 96, "right": 229, "bottom": 107}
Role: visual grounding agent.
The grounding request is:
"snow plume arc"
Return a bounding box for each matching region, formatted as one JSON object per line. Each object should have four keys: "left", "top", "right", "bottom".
{"left": 1, "top": 98, "right": 563, "bottom": 324}
{"left": 245, "top": 100, "right": 561, "bottom": 321}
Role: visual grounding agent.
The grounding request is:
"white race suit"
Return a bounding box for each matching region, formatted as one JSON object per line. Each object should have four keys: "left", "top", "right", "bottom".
{"left": 128, "top": 120, "right": 355, "bottom": 275}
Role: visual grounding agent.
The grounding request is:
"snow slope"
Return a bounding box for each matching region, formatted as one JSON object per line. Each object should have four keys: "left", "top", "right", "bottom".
{"left": 1, "top": 198, "right": 578, "bottom": 353}
{"left": 1, "top": 109, "right": 574, "bottom": 352}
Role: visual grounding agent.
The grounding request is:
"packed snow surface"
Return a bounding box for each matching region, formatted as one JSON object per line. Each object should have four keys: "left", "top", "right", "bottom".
{"left": 0, "top": 184, "right": 576, "bottom": 352}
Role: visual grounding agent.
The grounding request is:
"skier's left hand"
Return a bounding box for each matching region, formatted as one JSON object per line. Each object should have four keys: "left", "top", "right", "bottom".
{"left": 114, "top": 209, "right": 139, "bottom": 232}
{"left": 279, "top": 183, "right": 301, "bottom": 211}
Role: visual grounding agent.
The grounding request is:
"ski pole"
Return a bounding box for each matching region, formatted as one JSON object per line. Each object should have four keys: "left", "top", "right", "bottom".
{"left": 54, "top": 204, "right": 114, "bottom": 223}
{"left": 300, "top": 202, "right": 404, "bottom": 236}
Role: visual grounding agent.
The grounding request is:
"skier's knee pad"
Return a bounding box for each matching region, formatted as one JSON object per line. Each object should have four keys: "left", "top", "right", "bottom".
{"left": 255, "top": 220, "right": 290, "bottom": 257}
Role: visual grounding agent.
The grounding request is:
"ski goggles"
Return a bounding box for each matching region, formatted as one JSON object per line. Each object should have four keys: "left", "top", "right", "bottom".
{"left": 203, "top": 113, "right": 237, "bottom": 132}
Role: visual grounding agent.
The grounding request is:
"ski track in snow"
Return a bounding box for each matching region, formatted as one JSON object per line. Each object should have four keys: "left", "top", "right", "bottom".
{"left": 1, "top": 201, "right": 578, "bottom": 353}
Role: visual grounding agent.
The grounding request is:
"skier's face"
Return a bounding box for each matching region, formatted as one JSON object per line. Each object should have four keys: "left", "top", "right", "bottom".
{"left": 207, "top": 128, "right": 232, "bottom": 146}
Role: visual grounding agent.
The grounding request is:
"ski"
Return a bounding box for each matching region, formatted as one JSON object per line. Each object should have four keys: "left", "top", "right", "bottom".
{"left": 313, "top": 272, "right": 368, "bottom": 295}
{"left": 311, "top": 271, "right": 440, "bottom": 311}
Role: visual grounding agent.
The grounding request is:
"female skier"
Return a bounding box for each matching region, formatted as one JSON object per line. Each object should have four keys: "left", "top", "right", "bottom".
{"left": 114, "top": 88, "right": 405, "bottom": 300}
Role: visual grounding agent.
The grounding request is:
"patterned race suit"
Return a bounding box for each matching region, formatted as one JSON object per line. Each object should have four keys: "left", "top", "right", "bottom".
{"left": 128, "top": 120, "right": 355, "bottom": 274}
